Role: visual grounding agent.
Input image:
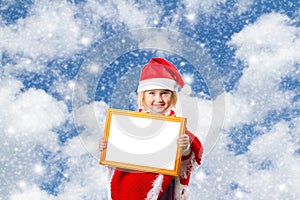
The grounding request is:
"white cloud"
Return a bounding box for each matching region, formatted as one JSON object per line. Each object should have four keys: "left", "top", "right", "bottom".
{"left": 225, "top": 13, "right": 300, "bottom": 127}
{"left": 55, "top": 138, "right": 107, "bottom": 200}
{"left": 115, "top": 0, "right": 163, "bottom": 28}
{"left": 81, "top": 0, "right": 163, "bottom": 31}
{"left": 183, "top": 0, "right": 225, "bottom": 15}
{"left": 0, "top": 79, "right": 68, "bottom": 136}
{"left": 10, "top": 185, "right": 55, "bottom": 200}
{"left": 241, "top": 119, "right": 300, "bottom": 199}
{"left": 229, "top": 13, "right": 299, "bottom": 67}
{"left": 0, "top": 78, "right": 68, "bottom": 198}
{"left": 0, "top": 0, "right": 98, "bottom": 62}
{"left": 176, "top": 90, "right": 215, "bottom": 155}
{"left": 73, "top": 101, "right": 109, "bottom": 158}
{"left": 182, "top": 0, "right": 254, "bottom": 22}
{"left": 115, "top": 1, "right": 147, "bottom": 27}
{"left": 190, "top": 118, "right": 300, "bottom": 199}
{"left": 234, "top": 0, "right": 254, "bottom": 15}
{"left": 189, "top": 12, "right": 300, "bottom": 199}
{"left": 0, "top": 0, "right": 14, "bottom": 11}
{"left": 0, "top": 78, "right": 108, "bottom": 199}
{"left": 0, "top": 0, "right": 164, "bottom": 75}
{"left": 20, "top": 99, "right": 108, "bottom": 199}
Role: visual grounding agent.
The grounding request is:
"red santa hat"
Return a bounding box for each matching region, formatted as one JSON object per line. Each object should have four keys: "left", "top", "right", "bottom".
{"left": 137, "top": 58, "right": 185, "bottom": 92}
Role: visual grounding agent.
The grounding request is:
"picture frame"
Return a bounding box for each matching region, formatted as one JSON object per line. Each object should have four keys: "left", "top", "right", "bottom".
{"left": 99, "top": 108, "right": 187, "bottom": 176}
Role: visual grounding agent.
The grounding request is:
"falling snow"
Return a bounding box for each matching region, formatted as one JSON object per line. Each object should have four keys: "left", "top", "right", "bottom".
{"left": 0, "top": 0, "right": 299, "bottom": 200}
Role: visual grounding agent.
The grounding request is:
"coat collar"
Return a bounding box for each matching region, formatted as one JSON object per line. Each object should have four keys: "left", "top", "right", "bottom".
{"left": 138, "top": 108, "right": 176, "bottom": 116}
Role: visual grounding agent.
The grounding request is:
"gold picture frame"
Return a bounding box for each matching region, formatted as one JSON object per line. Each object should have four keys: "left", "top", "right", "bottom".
{"left": 99, "top": 108, "right": 187, "bottom": 176}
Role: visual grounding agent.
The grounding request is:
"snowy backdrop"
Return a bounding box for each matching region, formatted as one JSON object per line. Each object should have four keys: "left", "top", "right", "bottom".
{"left": 1, "top": 0, "right": 299, "bottom": 199}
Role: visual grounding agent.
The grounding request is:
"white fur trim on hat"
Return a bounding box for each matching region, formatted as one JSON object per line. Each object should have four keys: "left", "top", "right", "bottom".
{"left": 137, "top": 78, "right": 179, "bottom": 92}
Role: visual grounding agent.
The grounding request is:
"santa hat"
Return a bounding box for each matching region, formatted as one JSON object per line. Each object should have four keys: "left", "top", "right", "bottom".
{"left": 137, "top": 58, "right": 185, "bottom": 92}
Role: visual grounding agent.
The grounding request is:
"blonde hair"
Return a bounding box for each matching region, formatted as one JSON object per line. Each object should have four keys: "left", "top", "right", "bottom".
{"left": 137, "top": 90, "right": 178, "bottom": 110}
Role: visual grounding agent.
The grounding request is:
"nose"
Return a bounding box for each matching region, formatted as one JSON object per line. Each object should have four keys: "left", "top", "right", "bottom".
{"left": 154, "top": 94, "right": 163, "bottom": 102}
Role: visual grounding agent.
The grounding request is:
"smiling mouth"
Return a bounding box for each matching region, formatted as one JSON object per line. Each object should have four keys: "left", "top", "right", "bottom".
{"left": 153, "top": 104, "right": 165, "bottom": 107}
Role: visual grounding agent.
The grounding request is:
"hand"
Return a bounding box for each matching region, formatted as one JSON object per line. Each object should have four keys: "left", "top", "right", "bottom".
{"left": 177, "top": 134, "right": 190, "bottom": 150}
{"left": 99, "top": 138, "right": 107, "bottom": 152}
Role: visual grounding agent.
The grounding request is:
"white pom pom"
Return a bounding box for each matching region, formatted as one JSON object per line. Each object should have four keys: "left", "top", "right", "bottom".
{"left": 180, "top": 85, "right": 192, "bottom": 95}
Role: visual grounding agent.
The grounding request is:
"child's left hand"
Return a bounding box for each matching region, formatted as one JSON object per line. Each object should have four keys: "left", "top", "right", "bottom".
{"left": 177, "top": 134, "right": 190, "bottom": 150}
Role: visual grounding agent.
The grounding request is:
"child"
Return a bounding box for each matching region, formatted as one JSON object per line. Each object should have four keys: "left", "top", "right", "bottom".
{"left": 99, "top": 58, "right": 203, "bottom": 200}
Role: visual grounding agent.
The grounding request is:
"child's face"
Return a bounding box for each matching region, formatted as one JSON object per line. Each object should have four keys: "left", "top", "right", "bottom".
{"left": 144, "top": 89, "right": 173, "bottom": 114}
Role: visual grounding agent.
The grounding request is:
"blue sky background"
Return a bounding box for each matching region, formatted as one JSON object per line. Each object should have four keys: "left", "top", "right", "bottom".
{"left": 0, "top": 0, "right": 299, "bottom": 199}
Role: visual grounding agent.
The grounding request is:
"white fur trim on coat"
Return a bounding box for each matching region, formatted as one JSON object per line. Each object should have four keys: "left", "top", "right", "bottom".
{"left": 146, "top": 174, "right": 164, "bottom": 200}
{"left": 106, "top": 167, "right": 115, "bottom": 200}
{"left": 180, "top": 151, "right": 198, "bottom": 179}
{"left": 174, "top": 177, "right": 190, "bottom": 200}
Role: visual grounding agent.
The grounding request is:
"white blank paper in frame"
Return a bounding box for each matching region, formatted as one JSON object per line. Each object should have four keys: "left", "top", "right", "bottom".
{"left": 104, "top": 111, "right": 184, "bottom": 171}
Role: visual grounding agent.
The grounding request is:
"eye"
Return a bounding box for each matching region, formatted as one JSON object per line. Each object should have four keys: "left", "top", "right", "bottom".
{"left": 162, "top": 91, "right": 172, "bottom": 95}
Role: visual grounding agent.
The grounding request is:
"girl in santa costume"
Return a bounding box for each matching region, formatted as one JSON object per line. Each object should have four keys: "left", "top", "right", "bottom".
{"left": 99, "top": 57, "right": 203, "bottom": 200}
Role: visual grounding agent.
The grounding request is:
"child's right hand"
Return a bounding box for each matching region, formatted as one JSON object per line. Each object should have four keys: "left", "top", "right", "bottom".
{"left": 99, "top": 138, "right": 107, "bottom": 152}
